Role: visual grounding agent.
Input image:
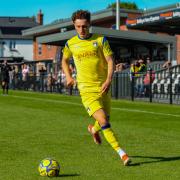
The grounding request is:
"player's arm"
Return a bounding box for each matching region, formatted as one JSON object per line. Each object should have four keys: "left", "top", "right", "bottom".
{"left": 101, "top": 37, "right": 114, "bottom": 94}
{"left": 101, "top": 55, "right": 114, "bottom": 94}
{"left": 62, "top": 55, "right": 74, "bottom": 87}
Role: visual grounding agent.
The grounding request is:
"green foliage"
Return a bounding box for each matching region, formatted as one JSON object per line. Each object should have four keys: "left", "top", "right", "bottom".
{"left": 107, "top": 1, "right": 138, "bottom": 10}
{"left": 0, "top": 91, "right": 179, "bottom": 179}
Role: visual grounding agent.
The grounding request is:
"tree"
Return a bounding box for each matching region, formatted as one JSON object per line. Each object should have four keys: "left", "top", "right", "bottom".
{"left": 107, "top": 1, "right": 138, "bottom": 10}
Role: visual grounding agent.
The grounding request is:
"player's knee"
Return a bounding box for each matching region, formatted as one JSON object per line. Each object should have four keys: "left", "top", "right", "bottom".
{"left": 101, "top": 123, "right": 111, "bottom": 130}
{"left": 98, "top": 117, "right": 109, "bottom": 127}
{"left": 2, "top": 84, "right": 5, "bottom": 88}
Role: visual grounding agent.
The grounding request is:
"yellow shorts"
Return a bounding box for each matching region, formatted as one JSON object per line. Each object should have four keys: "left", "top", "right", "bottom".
{"left": 81, "top": 91, "right": 111, "bottom": 116}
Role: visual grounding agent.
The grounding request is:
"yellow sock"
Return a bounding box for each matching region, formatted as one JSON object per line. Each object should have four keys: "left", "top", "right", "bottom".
{"left": 93, "top": 120, "right": 101, "bottom": 132}
{"left": 102, "top": 124, "right": 120, "bottom": 151}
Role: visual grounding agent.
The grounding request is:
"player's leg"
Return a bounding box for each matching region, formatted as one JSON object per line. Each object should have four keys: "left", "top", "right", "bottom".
{"left": 88, "top": 122, "right": 102, "bottom": 144}
{"left": 5, "top": 81, "right": 9, "bottom": 94}
{"left": 102, "top": 93, "right": 131, "bottom": 165}
{"left": 88, "top": 95, "right": 103, "bottom": 143}
{"left": 88, "top": 93, "right": 110, "bottom": 144}
{"left": 82, "top": 92, "right": 131, "bottom": 165}
{"left": 2, "top": 81, "right": 5, "bottom": 94}
{"left": 92, "top": 108, "right": 120, "bottom": 151}
{"left": 88, "top": 120, "right": 101, "bottom": 134}
{"left": 93, "top": 120, "right": 101, "bottom": 132}
{"left": 92, "top": 108, "right": 131, "bottom": 166}
{"left": 81, "top": 93, "right": 102, "bottom": 144}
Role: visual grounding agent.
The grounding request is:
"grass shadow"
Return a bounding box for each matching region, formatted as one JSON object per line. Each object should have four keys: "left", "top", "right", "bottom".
{"left": 129, "top": 155, "right": 180, "bottom": 166}
{"left": 58, "top": 173, "right": 80, "bottom": 177}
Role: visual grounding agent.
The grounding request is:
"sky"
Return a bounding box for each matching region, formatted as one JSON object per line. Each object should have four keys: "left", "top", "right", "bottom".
{"left": 0, "top": 0, "right": 180, "bottom": 24}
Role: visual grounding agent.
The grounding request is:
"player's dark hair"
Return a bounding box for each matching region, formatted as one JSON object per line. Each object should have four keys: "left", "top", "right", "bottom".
{"left": 71, "top": 10, "right": 91, "bottom": 23}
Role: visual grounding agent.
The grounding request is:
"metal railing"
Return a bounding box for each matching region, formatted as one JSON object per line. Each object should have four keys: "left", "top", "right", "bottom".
{"left": 1, "top": 65, "right": 180, "bottom": 105}
{"left": 111, "top": 65, "right": 180, "bottom": 104}
{"left": 0, "top": 72, "right": 79, "bottom": 96}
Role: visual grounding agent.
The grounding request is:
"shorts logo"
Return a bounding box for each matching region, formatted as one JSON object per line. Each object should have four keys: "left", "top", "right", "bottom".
{"left": 86, "top": 107, "right": 91, "bottom": 113}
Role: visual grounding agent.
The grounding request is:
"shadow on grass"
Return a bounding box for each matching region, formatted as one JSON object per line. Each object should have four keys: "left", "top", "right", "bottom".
{"left": 58, "top": 173, "right": 80, "bottom": 177}
{"left": 129, "top": 155, "right": 180, "bottom": 166}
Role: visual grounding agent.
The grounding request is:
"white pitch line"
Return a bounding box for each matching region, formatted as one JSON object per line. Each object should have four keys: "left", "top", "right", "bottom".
{"left": 11, "top": 95, "right": 82, "bottom": 106}
{"left": 10, "top": 95, "right": 180, "bottom": 118}
{"left": 112, "top": 107, "right": 180, "bottom": 118}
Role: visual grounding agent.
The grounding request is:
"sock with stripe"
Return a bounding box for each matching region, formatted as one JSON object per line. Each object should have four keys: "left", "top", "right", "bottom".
{"left": 117, "top": 149, "right": 127, "bottom": 159}
{"left": 101, "top": 123, "right": 121, "bottom": 151}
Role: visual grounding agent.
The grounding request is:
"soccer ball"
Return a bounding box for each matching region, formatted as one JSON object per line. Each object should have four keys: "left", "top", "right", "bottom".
{"left": 38, "top": 158, "right": 60, "bottom": 177}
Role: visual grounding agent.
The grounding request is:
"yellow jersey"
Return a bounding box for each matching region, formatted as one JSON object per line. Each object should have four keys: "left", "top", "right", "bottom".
{"left": 63, "top": 34, "right": 113, "bottom": 93}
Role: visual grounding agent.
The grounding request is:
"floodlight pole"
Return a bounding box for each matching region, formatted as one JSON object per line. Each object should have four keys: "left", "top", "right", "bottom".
{"left": 167, "top": 43, "right": 171, "bottom": 61}
{"left": 116, "top": 0, "right": 120, "bottom": 30}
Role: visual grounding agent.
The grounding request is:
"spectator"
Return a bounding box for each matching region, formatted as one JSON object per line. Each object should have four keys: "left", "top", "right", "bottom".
{"left": 47, "top": 73, "right": 56, "bottom": 91}
{"left": 140, "top": 68, "right": 155, "bottom": 97}
{"left": 146, "top": 57, "right": 151, "bottom": 64}
{"left": 60, "top": 70, "right": 66, "bottom": 90}
{"left": 131, "top": 59, "right": 147, "bottom": 97}
{"left": 138, "top": 59, "right": 147, "bottom": 74}
{"left": 115, "top": 63, "right": 125, "bottom": 72}
{"left": 130, "top": 60, "right": 140, "bottom": 78}
{"left": 0, "top": 60, "right": 12, "bottom": 95}
{"left": 9, "top": 66, "right": 15, "bottom": 89}
{"left": 39, "top": 65, "right": 47, "bottom": 92}
{"left": 22, "top": 64, "right": 29, "bottom": 81}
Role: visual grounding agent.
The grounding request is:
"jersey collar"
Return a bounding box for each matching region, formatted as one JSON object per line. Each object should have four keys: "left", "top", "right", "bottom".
{"left": 78, "top": 33, "right": 92, "bottom": 40}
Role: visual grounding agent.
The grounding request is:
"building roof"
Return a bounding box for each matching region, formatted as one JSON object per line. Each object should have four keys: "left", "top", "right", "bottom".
{"left": 144, "top": 3, "right": 180, "bottom": 16}
{"left": 22, "top": 8, "right": 142, "bottom": 37}
{"left": 37, "top": 26, "right": 176, "bottom": 46}
{"left": 0, "top": 17, "right": 38, "bottom": 28}
{"left": 0, "top": 16, "right": 39, "bottom": 40}
{"left": 126, "top": 3, "right": 180, "bottom": 34}
{"left": 0, "top": 34, "right": 34, "bottom": 40}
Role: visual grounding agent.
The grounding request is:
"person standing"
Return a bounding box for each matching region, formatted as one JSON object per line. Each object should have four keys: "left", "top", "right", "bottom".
{"left": 0, "top": 60, "right": 12, "bottom": 95}
{"left": 62, "top": 10, "right": 131, "bottom": 166}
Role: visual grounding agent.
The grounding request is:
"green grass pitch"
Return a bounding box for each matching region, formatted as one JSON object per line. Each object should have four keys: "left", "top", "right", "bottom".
{"left": 0, "top": 90, "right": 180, "bottom": 180}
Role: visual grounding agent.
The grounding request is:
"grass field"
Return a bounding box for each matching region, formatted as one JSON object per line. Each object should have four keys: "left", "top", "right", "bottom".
{"left": 0, "top": 90, "right": 180, "bottom": 180}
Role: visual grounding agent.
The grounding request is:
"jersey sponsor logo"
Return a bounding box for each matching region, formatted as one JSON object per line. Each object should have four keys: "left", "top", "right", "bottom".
{"left": 76, "top": 50, "right": 98, "bottom": 60}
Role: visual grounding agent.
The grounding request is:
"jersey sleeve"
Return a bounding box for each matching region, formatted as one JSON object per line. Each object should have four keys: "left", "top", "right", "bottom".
{"left": 102, "top": 37, "right": 113, "bottom": 57}
{"left": 63, "top": 41, "right": 72, "bottom": 59}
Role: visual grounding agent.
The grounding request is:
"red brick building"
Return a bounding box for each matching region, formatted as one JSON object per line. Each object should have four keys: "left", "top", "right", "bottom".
{"left": 23, "top": 8, "right": 142, "bottom": 62}
{"left": 23, "top": 4, "right": 180, "bottom": 65}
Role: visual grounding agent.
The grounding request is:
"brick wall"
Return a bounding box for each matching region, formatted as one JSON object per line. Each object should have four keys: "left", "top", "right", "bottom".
{"left": 128, "top": 12, "right": 142, "bottom": 19}
{"left": 33, "top": 41, "right": 58, "bottom": 61}
{"left": 176, "top": 35, "right": 180, "bottom": 64}
{"left": 33, "top": 11, "right": 143, "bottom": 61}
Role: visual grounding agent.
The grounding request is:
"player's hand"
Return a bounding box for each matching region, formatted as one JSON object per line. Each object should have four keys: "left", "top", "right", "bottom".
{"left": 66, "top": 77, "right": 75, "bottom": 87}
{"left": 101, "top": 80, "right": 111, "bottom": 94}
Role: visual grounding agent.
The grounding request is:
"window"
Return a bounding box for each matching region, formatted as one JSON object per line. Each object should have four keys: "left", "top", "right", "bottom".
{"left": 38, "top": 44, "right": 42, "bottom": 55}
{"left": 0, "top": 41, "right": 4, "bottom": 57}
{"left": 47, "top": 45, "right": 51, "bottom": 50}
{"left": 9, "top": 40, "right": 16, "bottom": 50}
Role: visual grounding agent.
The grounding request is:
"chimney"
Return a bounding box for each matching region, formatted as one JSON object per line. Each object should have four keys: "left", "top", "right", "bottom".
{"left": 37, "top": 9, "right": 43, "bottom": 25}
